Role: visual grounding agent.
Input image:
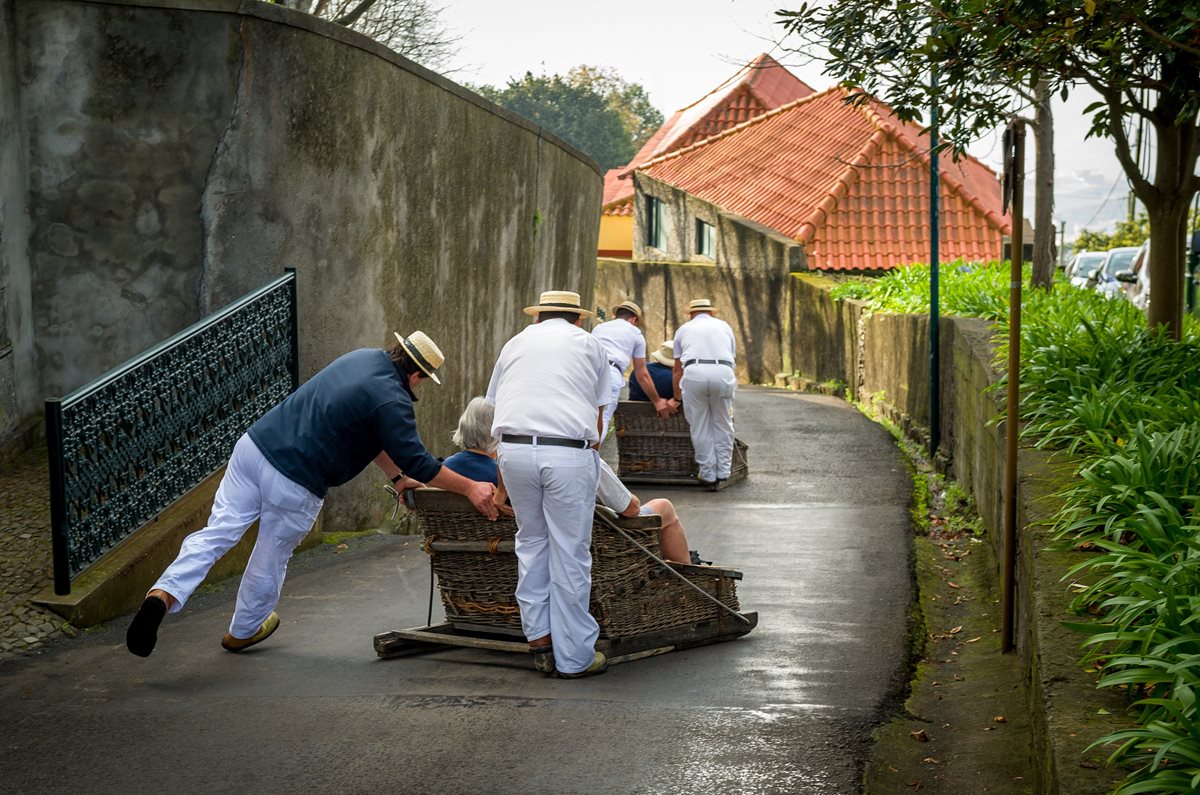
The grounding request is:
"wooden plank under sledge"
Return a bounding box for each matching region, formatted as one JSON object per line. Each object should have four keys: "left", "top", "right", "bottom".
{"left": 374, "top": 611, "right": 759, "bottom": 666}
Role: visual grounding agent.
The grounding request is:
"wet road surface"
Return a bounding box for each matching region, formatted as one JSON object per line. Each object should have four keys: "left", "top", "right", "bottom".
{"left": 0, "top": 387, "right": 912, "bottom": 794}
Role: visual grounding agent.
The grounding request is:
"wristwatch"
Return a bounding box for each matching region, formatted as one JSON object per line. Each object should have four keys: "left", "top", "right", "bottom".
{"left": 390, "top": 473, "right": 405, "bottom": 484}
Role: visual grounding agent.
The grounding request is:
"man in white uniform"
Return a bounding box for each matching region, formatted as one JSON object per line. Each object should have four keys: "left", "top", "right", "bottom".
{"left": 487, "top": 290, "right": 610, "bottom": 678}
{"left": 672, "top": 298, "right": 737, "bottom": 488}
{"left": 591, "top": 300, "right": 674, "bottom": 434}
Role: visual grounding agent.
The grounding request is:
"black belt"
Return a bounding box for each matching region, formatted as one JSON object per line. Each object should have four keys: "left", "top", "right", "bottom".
{"left": 501, "top": 434, "right": 590, "bottom": 449}
{"left": 683, "top": 359, "right": 733, "bottom": 368}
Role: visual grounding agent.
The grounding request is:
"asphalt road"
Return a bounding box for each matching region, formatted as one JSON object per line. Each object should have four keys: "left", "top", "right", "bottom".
{"left": 0, "top": 387, "right": 912, "bottom": 794}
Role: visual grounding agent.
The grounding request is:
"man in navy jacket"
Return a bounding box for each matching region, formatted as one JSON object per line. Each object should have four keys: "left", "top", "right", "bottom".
{"left": 126, "top": 331, "right": 496, "bottom": 658}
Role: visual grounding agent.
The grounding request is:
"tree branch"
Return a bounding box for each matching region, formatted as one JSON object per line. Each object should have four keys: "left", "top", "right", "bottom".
{"left": 1134, "top": 18, "right": 1200, "bottom": 59}
{"left": 333, "top": 0, "right": 378, "bottom": 26}
{"left": 1102, "top": 86, "right": 1155, "bottom": 199}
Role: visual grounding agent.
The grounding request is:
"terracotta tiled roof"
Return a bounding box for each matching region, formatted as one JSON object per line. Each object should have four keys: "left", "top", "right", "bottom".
{"left": 636, "top": 86, "right": 1009, "bottom": 271}
{"left": 603, "top": 196, "right": 633, "bottom": 217}
{"left": 601, "top": 54, "right": 814, "bottom": 213}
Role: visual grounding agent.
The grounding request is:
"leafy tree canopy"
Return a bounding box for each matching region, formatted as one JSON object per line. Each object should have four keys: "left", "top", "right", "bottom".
{"left": 566, "top": 65, "right": 665, "bottom": 153}
{"left": 475, "top": 73, "right": 639, "bottom": 171}
{"left": 778, "top": 0, "right": 1200, "bottom": 338}
{"left": 1074, "top": 215, "right": 1151, "bottom": 252}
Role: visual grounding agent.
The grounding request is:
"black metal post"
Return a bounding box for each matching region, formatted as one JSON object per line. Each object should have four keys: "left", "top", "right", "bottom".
{"left": 929, "top": 66, "right": 941, "bottom": 456}
{"left": 45, "top": 398, "right": 71, "bottom": 595}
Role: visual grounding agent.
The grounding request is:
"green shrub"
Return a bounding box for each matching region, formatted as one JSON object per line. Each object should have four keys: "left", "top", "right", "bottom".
{"left": 836, "top": 259, "right": 1023, "bottom": 318}
{"left": 830, "top": 279, "right": 873, "bottom": 302}
{"left": 846, "top": 260, "right": 1200, "bottom": 792}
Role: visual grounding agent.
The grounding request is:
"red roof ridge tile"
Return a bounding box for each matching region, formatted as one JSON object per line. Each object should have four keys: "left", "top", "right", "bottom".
{"left": 855, "top": 97, "right": 1010, "bottom": 233}
{"left": 795, "top": 127, "right": 890, "bottom": 243}
{"left": 602, "top": 195, "right": 633, "bottom": 215}
{"left": 619, "top": 84, "right": 846, "bottom": 179}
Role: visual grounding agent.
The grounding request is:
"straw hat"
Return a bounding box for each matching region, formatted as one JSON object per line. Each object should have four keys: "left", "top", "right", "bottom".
{"left": 522, "top": 290, "right": 594, "bottom": 318}
{"left": 687, "top": 298, "right": 718, "bottom": 314}
{"left": 649, "top": 339, "right": 675, "bottom": 367}
{"left": 612, "top": 300, "right": 642, "bottom": 319}
{"left": 392, "top": 330, "right": 444, "bottom": 385}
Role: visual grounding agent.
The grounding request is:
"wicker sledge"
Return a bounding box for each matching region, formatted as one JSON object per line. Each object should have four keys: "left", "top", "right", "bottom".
{"left": 373, "top": 489, "right": 757, "bottom": 666}
{"left": 613, "top": 401, "right": 749, "bottom": 488}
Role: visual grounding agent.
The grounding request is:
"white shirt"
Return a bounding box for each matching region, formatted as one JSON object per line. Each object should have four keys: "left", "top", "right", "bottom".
{"left": 591, "top": 318, "right": 646, "bottom": 372}
{"left": 673, "top": 313, "right": 736, "bottom": 365}
{"left": 595, "top": 459, "right": 635, "bottom": 512}
{"left": 487, "top": 319, "right": 610, "bottom": 442}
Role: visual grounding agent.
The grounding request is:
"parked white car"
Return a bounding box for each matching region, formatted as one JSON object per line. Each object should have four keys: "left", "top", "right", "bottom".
{"left": 1114, "top": 240, "right": 1151, "bottom": 309}
{"left": 1091, "top": 246, "right": 1141, "bottom": 299}
{"left": 1067, "top": 250, "right": 1109, "bottom": 287}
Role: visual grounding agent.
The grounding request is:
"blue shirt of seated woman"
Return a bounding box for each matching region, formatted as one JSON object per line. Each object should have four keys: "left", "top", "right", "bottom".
{"left": 442, "top": 450, "right": 498, "bottom": 485}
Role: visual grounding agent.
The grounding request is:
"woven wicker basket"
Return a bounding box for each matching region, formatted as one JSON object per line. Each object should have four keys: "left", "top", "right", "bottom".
{"left": 613, "top": 400, "right": 749, "bottom": 485}
{"left": 411, "top": 489, "right": 742, "bottom": 639}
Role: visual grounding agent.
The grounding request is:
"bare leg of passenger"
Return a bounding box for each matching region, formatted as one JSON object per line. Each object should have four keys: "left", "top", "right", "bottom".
{"left": 645, "top": 498, "right": 689, "bottom": 562}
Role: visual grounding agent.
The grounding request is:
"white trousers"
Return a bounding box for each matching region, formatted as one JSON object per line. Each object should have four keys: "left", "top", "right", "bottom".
{"left": 601, "top": 364, "right": 624, "bottom": 438}
{"left": 153, "top": 433, "right": 324, "bottom": 639}
{"left": 681, "top": 363, "right": 737, "bottom": 482}
{"left": 498, "top": 441, "right": 600, "bottom": 674}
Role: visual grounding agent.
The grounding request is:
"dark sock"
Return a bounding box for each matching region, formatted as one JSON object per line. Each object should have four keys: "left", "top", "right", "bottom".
{"left": 126, "top": 596, "right": 167, "bottom": 657}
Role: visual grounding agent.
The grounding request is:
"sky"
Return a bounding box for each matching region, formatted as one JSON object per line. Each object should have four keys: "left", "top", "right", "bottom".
{"left": 435, "top": 0, "right": 1137, "bottom": 238}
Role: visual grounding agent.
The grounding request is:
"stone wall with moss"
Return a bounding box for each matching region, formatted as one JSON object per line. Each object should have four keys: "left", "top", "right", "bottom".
{"left": 2, "top": 0, "right": 601, "bottom": 528}
{"left": 788, "top": 274, "right": 860, "bottom": 391}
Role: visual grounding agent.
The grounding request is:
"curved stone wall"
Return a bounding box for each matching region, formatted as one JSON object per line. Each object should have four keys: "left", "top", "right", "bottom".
{"left": 0, "top": 0, "right": 601, "bottom": 527}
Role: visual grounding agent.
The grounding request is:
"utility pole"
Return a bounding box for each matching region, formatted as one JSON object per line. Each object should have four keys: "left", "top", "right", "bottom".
{"left": 1058, "top": 221, "right": 1066, "bottom": 270}
{"left": 929, "top": 64, "right": 941, "bottom": 456}
{"left": 1001, "top": 120, "right": 1025, "bottom": 655}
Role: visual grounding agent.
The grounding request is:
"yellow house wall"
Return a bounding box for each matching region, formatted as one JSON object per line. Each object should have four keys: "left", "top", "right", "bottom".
{"left": 598, "top": 214, "right": 633, "bottom": 255}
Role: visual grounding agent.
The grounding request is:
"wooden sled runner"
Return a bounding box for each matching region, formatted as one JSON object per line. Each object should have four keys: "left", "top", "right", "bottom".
{"left": 374, "top": 489, "right": 757, "bottom": 668}
{"left": 612, "top": 400, "right": 749, "bottom": 489}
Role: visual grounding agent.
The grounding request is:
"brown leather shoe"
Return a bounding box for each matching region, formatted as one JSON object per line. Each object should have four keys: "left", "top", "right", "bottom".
{"left": 221, "top": 612, "right": 280, "bottom": 653}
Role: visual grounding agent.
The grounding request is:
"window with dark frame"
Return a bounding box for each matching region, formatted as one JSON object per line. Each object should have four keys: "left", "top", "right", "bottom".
{"left": 646, "top": 196, "right": 667, "bottom": 249}
{"left": 695, "top": 219, "right": 716, "bottom": 257}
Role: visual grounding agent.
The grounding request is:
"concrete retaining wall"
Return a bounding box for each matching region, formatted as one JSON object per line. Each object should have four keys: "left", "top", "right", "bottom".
{"left": 1, "top": 0, "right": 601, "bottom": 529}
{"left": 789, "top": 273, "right": 1125, "bottom": 793}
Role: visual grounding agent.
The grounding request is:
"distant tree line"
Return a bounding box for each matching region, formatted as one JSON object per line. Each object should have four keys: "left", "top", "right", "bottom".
{"left": 473, "top": 67, "right": 664, "bottom": 172}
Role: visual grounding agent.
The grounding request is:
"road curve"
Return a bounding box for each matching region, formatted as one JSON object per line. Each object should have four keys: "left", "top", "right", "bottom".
{"left": 0, "top": 387, "right": 912, "bottom": 794}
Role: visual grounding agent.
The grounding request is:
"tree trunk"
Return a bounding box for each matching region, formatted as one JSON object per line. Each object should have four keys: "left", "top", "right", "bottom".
{"left": 1145, "top": 199, "right": 1188, "bottom": 339}
{"left": 1031, "top": 80, "right": 1055, "bottom": 289}
{"left": 1136, "top": 57, "right": 1199, "bottom": 339}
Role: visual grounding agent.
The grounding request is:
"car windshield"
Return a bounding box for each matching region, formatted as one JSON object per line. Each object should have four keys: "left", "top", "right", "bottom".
{"left": 1075, "top": 254, "right": 1106, "bottom": 273}
{"left": 1105, "top": 249, "right": 1139, "bottom": 275}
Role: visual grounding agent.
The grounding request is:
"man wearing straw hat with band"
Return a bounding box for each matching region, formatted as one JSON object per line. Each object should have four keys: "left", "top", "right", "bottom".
{"left": 126, "top": 330, "right": 499, "bottom": 659}
{"left": 672, "top": 299, "right": 738, "bottom": 489}
{"left": 591, "top": 300, "right": 675, "bottom": 435}
{"left": 487, "top": 290, "right": 610, "bottom": 678}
